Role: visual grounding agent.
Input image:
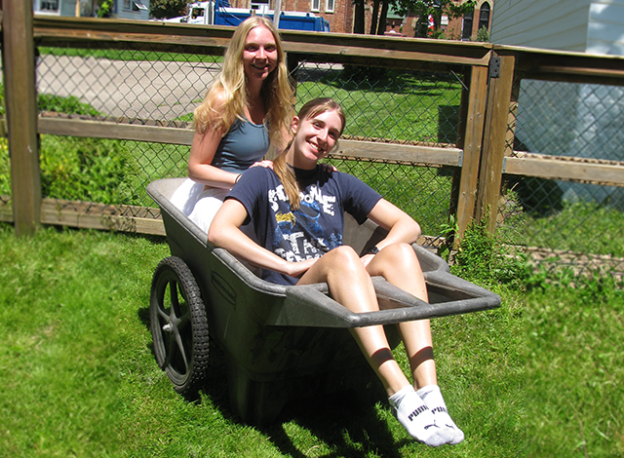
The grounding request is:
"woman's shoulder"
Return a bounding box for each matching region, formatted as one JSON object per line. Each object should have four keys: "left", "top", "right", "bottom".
{"left": 206, "top": 89, "right": 229, "bottom": 114}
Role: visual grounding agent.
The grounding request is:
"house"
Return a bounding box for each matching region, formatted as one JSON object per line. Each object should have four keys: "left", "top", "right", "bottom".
{"left": 33, "top": 0, "right": 151, "bottom": 20}
{"left": 489, "top": 0, "right": 624, "bottom": 208}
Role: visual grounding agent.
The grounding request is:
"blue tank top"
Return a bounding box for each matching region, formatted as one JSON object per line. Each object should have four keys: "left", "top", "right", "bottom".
{"left": 211, "top": 118, "right": 270, "bottom": 172}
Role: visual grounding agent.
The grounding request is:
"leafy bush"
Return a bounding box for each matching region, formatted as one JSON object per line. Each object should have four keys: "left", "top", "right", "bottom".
{"left": 38, "top": 94, "right": 102, "bottom": 117}
{"left": 476, "top": 26, "right": 490, "bottom": 42}
{"left": 150, "top": 0, "right": 187, "bottom": 19}
{"left": 451, "top": 222, "right": 531, "bottom": 287}
{"left": 40, "top": 135, "right": 140, "bottom": 205}
{"left": 0, "top": 86, "right": 140, "bottom": 205}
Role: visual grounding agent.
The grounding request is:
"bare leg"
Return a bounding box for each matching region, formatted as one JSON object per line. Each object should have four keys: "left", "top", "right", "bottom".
{"left": 297, "top": 245, "right": 410, "bottom": 396}
{"left": 366, "top": 243, "right": 464, "bottom": 445}
{"left": 365, "top": 243, "right": 437, "bottom": 388}
{"left": 298, "top": 245, "right": 447, "bottom": 446}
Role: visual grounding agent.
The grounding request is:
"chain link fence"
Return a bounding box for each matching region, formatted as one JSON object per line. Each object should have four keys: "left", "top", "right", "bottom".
{"left": 498, "top": 78, "right": 624, "bottom": 274}
{"left": 2, "top": 33, "right": 622, "bottom": 274}
{"left": 1, "top": 44, "right": 464, "bottom": 242}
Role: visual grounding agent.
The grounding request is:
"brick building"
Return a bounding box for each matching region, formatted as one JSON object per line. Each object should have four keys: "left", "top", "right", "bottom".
{"left": 226, "top": 0, "right": 493, "bottom": 38}
{"left": 227, "top": 0, "right": 354, "bottom": 33}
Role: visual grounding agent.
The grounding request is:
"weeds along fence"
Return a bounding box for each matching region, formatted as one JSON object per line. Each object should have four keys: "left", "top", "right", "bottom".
{"left": 1, "top": 9, "right": 624, "bottom": 274}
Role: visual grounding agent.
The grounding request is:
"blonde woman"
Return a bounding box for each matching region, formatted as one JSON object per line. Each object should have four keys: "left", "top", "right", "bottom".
{"left": 171, "top": 16, "right": 294, "bottom": 232}
{"left": 208, "top": 98, "right": 464, "bottom": 447}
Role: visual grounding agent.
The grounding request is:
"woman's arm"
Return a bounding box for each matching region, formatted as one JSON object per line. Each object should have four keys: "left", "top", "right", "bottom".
{"left": 187, "top": 92, "right": 241, "bottom": 189}
{"left": 365, "top": 199, "right": 422, "bottom": 250}
{"left": 208, "top": 199, "right": 317, "bottom": 278}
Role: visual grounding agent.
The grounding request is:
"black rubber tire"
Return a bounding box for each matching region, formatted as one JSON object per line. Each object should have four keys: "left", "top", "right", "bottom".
{"left": 150, "top": 256, "right": 209, "bottom": 397}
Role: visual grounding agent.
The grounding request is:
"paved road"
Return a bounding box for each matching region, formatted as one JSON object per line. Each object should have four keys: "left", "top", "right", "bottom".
{"left": 36, "top": 54, "right": 221, "bottom": 122}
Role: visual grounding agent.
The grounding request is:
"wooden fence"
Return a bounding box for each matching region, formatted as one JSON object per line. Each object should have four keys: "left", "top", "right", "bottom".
{"left": 2, "top": 1, "right": 624, "bottom": 248}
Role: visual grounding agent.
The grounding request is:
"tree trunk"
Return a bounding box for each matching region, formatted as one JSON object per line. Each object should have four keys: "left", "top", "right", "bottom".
{"left": 353, "top": 0, "right": 365, "bottom": 34}
{"left": 377, "top": 0, "right": 389, "bottom": 35}
{"left": 369, "top": 0, "right": 380, "bottom": 35}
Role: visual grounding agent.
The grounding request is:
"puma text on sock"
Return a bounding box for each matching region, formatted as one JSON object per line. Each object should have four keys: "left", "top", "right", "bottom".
{"left": 389, "top": 386, "right": 447, "bottom": 447}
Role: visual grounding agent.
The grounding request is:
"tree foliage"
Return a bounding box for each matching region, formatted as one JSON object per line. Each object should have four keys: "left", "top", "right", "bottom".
{"left": 150, "top": 0, "right": 188, "bottom": 19}
{"left": 395, "top": 0, "right": 475, "bottom": 37}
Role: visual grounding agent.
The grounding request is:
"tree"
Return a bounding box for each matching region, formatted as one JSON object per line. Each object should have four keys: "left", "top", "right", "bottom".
{"left": 353, "top": 0, "right": 366, "bottom": 33}
{"left": 150, "top": 0, "right": 188, "bottom": 19}
{"left": 394, "top": 0, "right": 475, "bottom": 38}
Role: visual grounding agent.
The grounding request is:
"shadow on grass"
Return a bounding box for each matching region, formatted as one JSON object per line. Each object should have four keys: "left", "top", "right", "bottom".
{"left": 138, "top": 304, "right": 411, "bottom": 456}
{"left": 260, "top": 391, "right": 410, "bottom": 458}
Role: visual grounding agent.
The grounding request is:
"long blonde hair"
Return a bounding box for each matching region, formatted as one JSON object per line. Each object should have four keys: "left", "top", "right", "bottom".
{"left": 273, "top": 98, "right": 346, "bottom": 210}
{"left": 193, "top": 17, "right": 293, "bottom": 150}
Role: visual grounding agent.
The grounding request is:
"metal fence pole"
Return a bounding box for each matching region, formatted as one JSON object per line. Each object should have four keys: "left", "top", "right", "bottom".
{"left": 3, "top": 0, "right": 41, "bottom": 235}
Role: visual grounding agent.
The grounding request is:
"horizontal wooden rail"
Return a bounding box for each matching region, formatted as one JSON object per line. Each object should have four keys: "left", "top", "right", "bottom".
{"left": 496, "top": 46, "right": 624, "bottom": 87}
{"left": 334, "top": 140, "right": 462, "bottom": 167}
{"left": 33, "top": 16, "right": 493, "bottom": 67}
{"left": 0, "top": 196, "right": 166, "bottom": 235}
{"left": 37, "top": 116, "right": 194, "bottom": 145}
{"left": 504, "top": 153, "right": 624, "bottom": 187}
{"left": 33, "top": 116, "right": 463, "bottom": 168}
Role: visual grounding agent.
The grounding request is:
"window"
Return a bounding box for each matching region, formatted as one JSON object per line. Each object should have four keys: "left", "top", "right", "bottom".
{"left": 325, "top": 0, "right": 335, "bottom": 13}
{"left": 461, "top": 10, "right": 473, "bottom": 40}
{"left": 311, "top": 0, "right": 320, "bottom": 12}
{"left": 478, "top": 2, "right": 491, "bottom": 31}
{"left": 38, "top": 0, "right": 59, "bottom": 13}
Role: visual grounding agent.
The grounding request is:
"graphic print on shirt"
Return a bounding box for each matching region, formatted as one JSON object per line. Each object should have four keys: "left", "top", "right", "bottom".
{"left": 269, "top": 183, "right": 342, "bottom": 262}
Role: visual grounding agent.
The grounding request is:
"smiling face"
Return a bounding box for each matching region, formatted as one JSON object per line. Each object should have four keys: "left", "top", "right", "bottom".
{"left": 289, "top": 109, "right": 344, "bottom": 169}
{"left": 242, "top": 25, "right": 278, "bottom": 83}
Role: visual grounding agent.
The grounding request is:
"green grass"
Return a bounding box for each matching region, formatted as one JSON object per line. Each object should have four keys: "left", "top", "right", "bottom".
{"left": 500, "top": 191, "right": 624, "bottom": 257}
{"left": 2, "top": 223, "right": 623, "bottom": 456}
{"left": 296, "top": 70, "right": 462, "bottom": 144}
{"left": 39, "top": 46, "right": 223, "bottom": 64}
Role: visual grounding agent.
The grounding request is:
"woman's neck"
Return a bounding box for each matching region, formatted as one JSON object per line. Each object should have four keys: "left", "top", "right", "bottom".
{"left": 245, "top": 84, "right": 266, "bottom": 125}
{"left": 285, "top": 146, "right": 317, "bottom": 171}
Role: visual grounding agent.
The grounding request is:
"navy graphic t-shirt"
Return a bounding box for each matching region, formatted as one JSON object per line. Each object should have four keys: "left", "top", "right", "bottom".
{"left": 227, "top": 165, "right": 382, "bottom": 285}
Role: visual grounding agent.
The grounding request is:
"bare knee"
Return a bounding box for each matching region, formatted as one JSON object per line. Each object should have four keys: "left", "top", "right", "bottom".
{"left": 369, "top": 243, "right": 422, "bottom": 277}
{"left": 327, "top": 245, "right": 362, "bottom": 272}
{"left": 381, "top": 243, "right": 418, "bottom": 264}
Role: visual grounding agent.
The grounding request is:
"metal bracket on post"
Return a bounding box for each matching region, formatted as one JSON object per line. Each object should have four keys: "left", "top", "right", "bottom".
{"left": 489, "top": 56, "right": 501, "bottom": 78}
{"left": 458, "top": 151, "right": 464, "bottom": 168}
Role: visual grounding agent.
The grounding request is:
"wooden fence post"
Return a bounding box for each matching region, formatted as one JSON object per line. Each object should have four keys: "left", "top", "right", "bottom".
{"left": 475, "top": 51, "right": 516, "bottom": 234}
{"left": 3, "top": 0, "right": 41, "bottom": 235}
{"left": 454, "top": 64, "right": 489, "bottom": 245}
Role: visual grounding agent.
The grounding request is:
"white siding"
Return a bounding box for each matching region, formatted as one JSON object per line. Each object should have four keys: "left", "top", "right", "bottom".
{"left": 587, "top": 1, "right": 624, "bottom": 55}
{"left": 491, "top": 0, "right": 591, "bottom": 51}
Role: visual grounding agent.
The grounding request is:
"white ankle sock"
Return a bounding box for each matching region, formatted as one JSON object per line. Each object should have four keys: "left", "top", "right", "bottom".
{"left": 417, "top": 385, "right": 464, "bottom": 445}
{"left": 389, "top": 386, "right": 446, "bottom": 447}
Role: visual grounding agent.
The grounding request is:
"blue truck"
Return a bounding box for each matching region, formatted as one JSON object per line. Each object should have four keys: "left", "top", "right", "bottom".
{"left": 171, "top": 1, "right": 330, "bottom": 32}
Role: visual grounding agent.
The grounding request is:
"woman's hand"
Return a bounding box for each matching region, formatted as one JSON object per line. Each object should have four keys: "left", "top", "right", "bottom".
{"left": 360, "top": 253, "right": 375, "bottom": 268}
{"left": 250, "top": 160, "right": 274, "bottom": 169}
{"left": 284, "top": 257, "right": 319, "bottom": 278}
{"left": 320, "top": 162, "right": 338, "bottom": 173}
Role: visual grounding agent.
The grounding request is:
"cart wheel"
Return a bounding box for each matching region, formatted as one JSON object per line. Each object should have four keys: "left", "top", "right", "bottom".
{"left": 150, "top": 256, "right": 209, "bottom": 397}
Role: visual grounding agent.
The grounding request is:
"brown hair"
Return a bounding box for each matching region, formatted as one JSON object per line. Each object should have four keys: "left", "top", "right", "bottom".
{"left": 273, "top": 98, "right": 346, "bottom": 210}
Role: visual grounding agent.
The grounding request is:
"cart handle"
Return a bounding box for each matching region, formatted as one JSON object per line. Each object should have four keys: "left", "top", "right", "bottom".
{"left": 267, "top": 276, "right": 501, "bottom": 328}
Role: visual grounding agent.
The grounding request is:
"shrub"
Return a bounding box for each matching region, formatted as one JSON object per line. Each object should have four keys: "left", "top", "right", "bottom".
{"left": 38, "top": 94, "right": 102, "bottom": 117}
{"left": 476, "top": 26, "right": 489, "bottom": 42}
{"left": 40, "top": 135, "right": 140, "bottom": 205}
{"left": 452, "top": 222, "right": 531, "bottom": 287}
{"left": 150, "top": 0, "right": 188, "bottom": 19}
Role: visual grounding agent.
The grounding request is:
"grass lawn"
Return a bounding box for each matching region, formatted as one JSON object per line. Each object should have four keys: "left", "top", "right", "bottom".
{"left": 1, "top": 224, "right": 622, "bottom": 457}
